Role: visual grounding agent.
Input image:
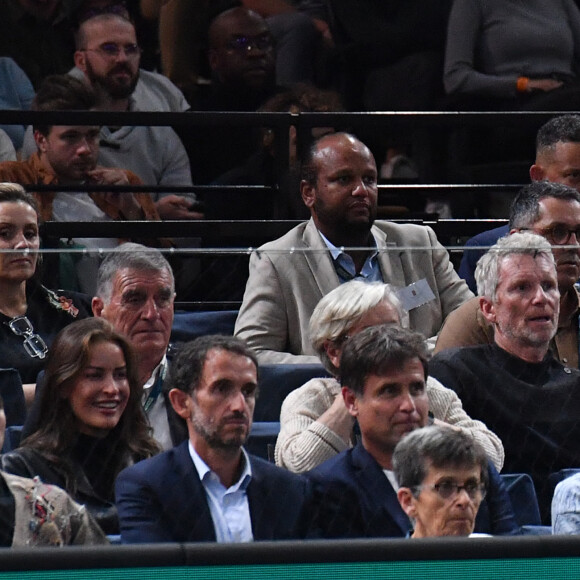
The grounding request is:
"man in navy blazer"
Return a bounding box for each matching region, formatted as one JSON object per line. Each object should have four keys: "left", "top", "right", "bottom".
{"left": 115, "top": 335, "right": 312, "bottom": 543}
{"left": 306, "top": 325, "right": 518, "bottom": 538}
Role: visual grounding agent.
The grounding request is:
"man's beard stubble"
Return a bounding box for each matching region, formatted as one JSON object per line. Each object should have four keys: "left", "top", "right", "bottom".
{"left": 84, "top": 58, "right": 139, "bottom": 100}
{"left": 191, "top": 408, "right": 250, "bottom": 453}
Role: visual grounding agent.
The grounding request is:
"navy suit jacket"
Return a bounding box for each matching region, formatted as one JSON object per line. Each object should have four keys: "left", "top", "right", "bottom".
{"left": 115, "top": 441, "right": 312, "bottom": 543}
{"left": 307, "top": 443, "right": 519, "bottom": 538}
{"left": 457, "top": 225, "right": 509, "bottom": 293}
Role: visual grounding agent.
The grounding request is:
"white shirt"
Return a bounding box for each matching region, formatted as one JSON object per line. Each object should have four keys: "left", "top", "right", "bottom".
{"left": 142, "top": 356, "right": 173, "bottom": 451}
{"left": 189, "top": 442, "right": 253, "bottom": 543}
{"left": 384, "top": 468, "right": 399, "bottom": 491}
{"left": 52, "top": 191, "right": 118, "bottom": 294}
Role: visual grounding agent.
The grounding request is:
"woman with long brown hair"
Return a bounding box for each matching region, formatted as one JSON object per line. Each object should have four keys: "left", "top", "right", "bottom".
{"left": 1, "top": 317, "right": 159, "bottom": 534}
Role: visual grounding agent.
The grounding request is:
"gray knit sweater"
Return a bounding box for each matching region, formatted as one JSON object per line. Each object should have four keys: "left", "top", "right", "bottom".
{"left": 444, "top": 0, "right": 580, "bottom": 98}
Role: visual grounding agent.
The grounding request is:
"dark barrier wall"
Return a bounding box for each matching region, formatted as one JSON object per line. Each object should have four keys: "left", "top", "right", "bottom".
{"left": 2, "top": 537, "right": 580, "bottom": 578}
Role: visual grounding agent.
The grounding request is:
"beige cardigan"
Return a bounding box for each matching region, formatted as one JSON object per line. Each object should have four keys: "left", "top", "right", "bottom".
{"left": 275, "top": 376, "right": 504, "bottom": 473}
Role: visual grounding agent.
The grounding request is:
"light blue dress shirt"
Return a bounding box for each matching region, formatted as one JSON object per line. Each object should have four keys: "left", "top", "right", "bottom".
{"left": 319, "top": 231, "right": 382, "bottom": 283}
{"left": 189, "top": 442, "right": 254, "bottom": 542}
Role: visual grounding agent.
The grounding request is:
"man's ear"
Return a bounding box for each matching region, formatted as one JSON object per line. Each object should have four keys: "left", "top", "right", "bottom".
{"left": 397, "top": 487, "right": 417, "bottom": 518}
{"left": 74, "top": 49, "right": 87, "bottom": 73}
{"left": 530, "top": 163, "right": 545, "bottom": 182}
{"left": 342, "top": 386, "right": 359, "bottom": 418}
{"left": 168, "top": 388, "right": 192, "bottom": 420}
{"left": 92, "top": 296, "right": 104, "bottom": 317}
{"left": 479, "top": 296, "right": 496, "bottom": 324}
{"left": 34, "top": 130, "right": 47, "bottom": 154}
{"left": 323, "top": 340, "right": 341, "bottom": 371}
{"left": 301, "top": 179, "right": 316, "bottom": 209}
{"left": 208, "top": 49, "right": 219, "bottom": 72}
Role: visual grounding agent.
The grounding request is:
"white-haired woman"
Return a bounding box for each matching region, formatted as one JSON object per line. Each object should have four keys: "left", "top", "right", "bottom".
{"left": 275, "top": 280, "right": 504, "bottom": 473}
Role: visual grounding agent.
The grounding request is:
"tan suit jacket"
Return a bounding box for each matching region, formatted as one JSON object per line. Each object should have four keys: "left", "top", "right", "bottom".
{"left": 235, "top": 218, "right": 473, "bottom": 363}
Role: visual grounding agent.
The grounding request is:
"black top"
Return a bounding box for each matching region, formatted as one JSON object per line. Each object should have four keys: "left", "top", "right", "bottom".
{"left": 0, "top": 280, "right": 91, "bottom": 384}
{"left": 429, "top": 343, "right": 580, "bottom": 522}
{"left": 0, "top": 475, "right": 14, "bottom": 547}
{"left": 1, "top": 433, "right": 133, "bottom": 535}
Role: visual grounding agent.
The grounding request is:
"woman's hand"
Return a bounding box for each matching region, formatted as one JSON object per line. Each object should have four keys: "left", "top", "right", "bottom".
{"left": 527, "top": 78, "right": 564, "bottom": 92}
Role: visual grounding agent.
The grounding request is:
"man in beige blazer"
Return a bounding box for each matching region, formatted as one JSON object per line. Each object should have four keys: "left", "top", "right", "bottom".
{"left": 234, "top": 132, "right": 473, "bottom": 363}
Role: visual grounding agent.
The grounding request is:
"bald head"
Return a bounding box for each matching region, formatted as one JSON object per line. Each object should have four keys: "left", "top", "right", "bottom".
{"left": 300, "top": 132, "right": 378, "bottom": 242}
{"left": 208, "top": 7, "right": 275, "bottom": 90}
{"left": 302, "top": 132, "right": 376, "bottom": 186}
{"left": 75, "top": 12, "right": 136, "bottom": 49}
{"left": 209, "top": 7, "right": 267, "bottom": 48}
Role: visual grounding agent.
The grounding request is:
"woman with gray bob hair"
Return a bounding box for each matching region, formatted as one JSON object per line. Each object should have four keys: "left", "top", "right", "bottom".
{"left": 275, "top": 281, "right": 505, "bottom": 474}
{"left": 309, "top": 281, "right": 407, "bottom": 375}
{"left": 394, "top": 425, "right": 489, "bottom": 538}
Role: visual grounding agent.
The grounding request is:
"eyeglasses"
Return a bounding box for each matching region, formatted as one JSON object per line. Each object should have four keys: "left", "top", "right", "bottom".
{"left": 225, "top": 35, "right": 274, "bottom": 55}
{"left": 7, "top": 316, "right": 48, "bottom": 359}
{"left": 522, "top": 225, "right": 580, "bottom": 245}
{"left": 413, "top": 481, "right": 487, "bottom": 501}
{"left": 81, "top": 42, "right": 141, "bottom": 60}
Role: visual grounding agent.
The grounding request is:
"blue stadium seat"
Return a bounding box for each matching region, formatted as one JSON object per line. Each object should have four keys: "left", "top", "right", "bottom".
{"left": 3, "top": 425, "right": 22, "bottom": 453}
{"left": 247, "top": 363, "right": 329, "bottom": 460}
{"left": 170, "top": 310, "right": 238, "bottom": 344}
{"left": 0, "top": 368, "right": 26, "bottom": 427}
{"left": 500, "top": 473, "right": 550, "bottom": 534}
{"left": 549, "top": 468, "right": 580, "bottom": 491}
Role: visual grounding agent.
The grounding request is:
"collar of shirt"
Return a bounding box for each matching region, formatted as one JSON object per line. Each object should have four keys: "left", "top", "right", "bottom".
{"left": 142, "top": 355, "right": 168, "bottom": 400}
{"left": 318, "top": 230, "right": 381, "bottom": 282}
{"left": 189, "top": 441, "right": 252, "bottom": 490}
{"left": 384, "top": 468, "right": 398, "bottom": 491}
{"left": 188, "top": 442, "right": 253, "bottom": 542}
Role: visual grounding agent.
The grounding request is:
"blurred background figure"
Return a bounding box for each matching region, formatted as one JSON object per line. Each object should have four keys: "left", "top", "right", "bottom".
{"left": 0, "top": 57, "right": 35, "bottom": 153}
{"left": 444, "top": 0, "right": 580, "bottom": 177}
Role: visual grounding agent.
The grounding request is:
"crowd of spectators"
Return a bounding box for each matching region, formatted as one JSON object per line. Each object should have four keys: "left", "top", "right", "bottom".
{"left": 2, "top": 0, "right": 580, "bottom": 553}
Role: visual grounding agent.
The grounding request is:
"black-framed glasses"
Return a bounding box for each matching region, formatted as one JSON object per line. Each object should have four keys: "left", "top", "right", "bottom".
{"left": 225, "top": 35, "right": 274, "bottom": 55}
{"left": 81, "top": 42, "right": 141, "bottom": 60}
{"left": 7, "top": 316, "right": 48, "bottom": 359}
{"left": 413, "top": 481, "right": 486, "bottom": 501}
{"left": 522, "top": 225, "right": 580, "bottom": 245}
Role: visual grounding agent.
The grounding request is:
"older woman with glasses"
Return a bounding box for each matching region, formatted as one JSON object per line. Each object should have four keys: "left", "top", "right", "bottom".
{"left": 394, "top": 425, "right": 489, "bottom": 538}
{"left": 274, "top": 280, "right": 504, "bottom": 474}
{"left": 0, "top": 183, "right": 91, "bottom": 404}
